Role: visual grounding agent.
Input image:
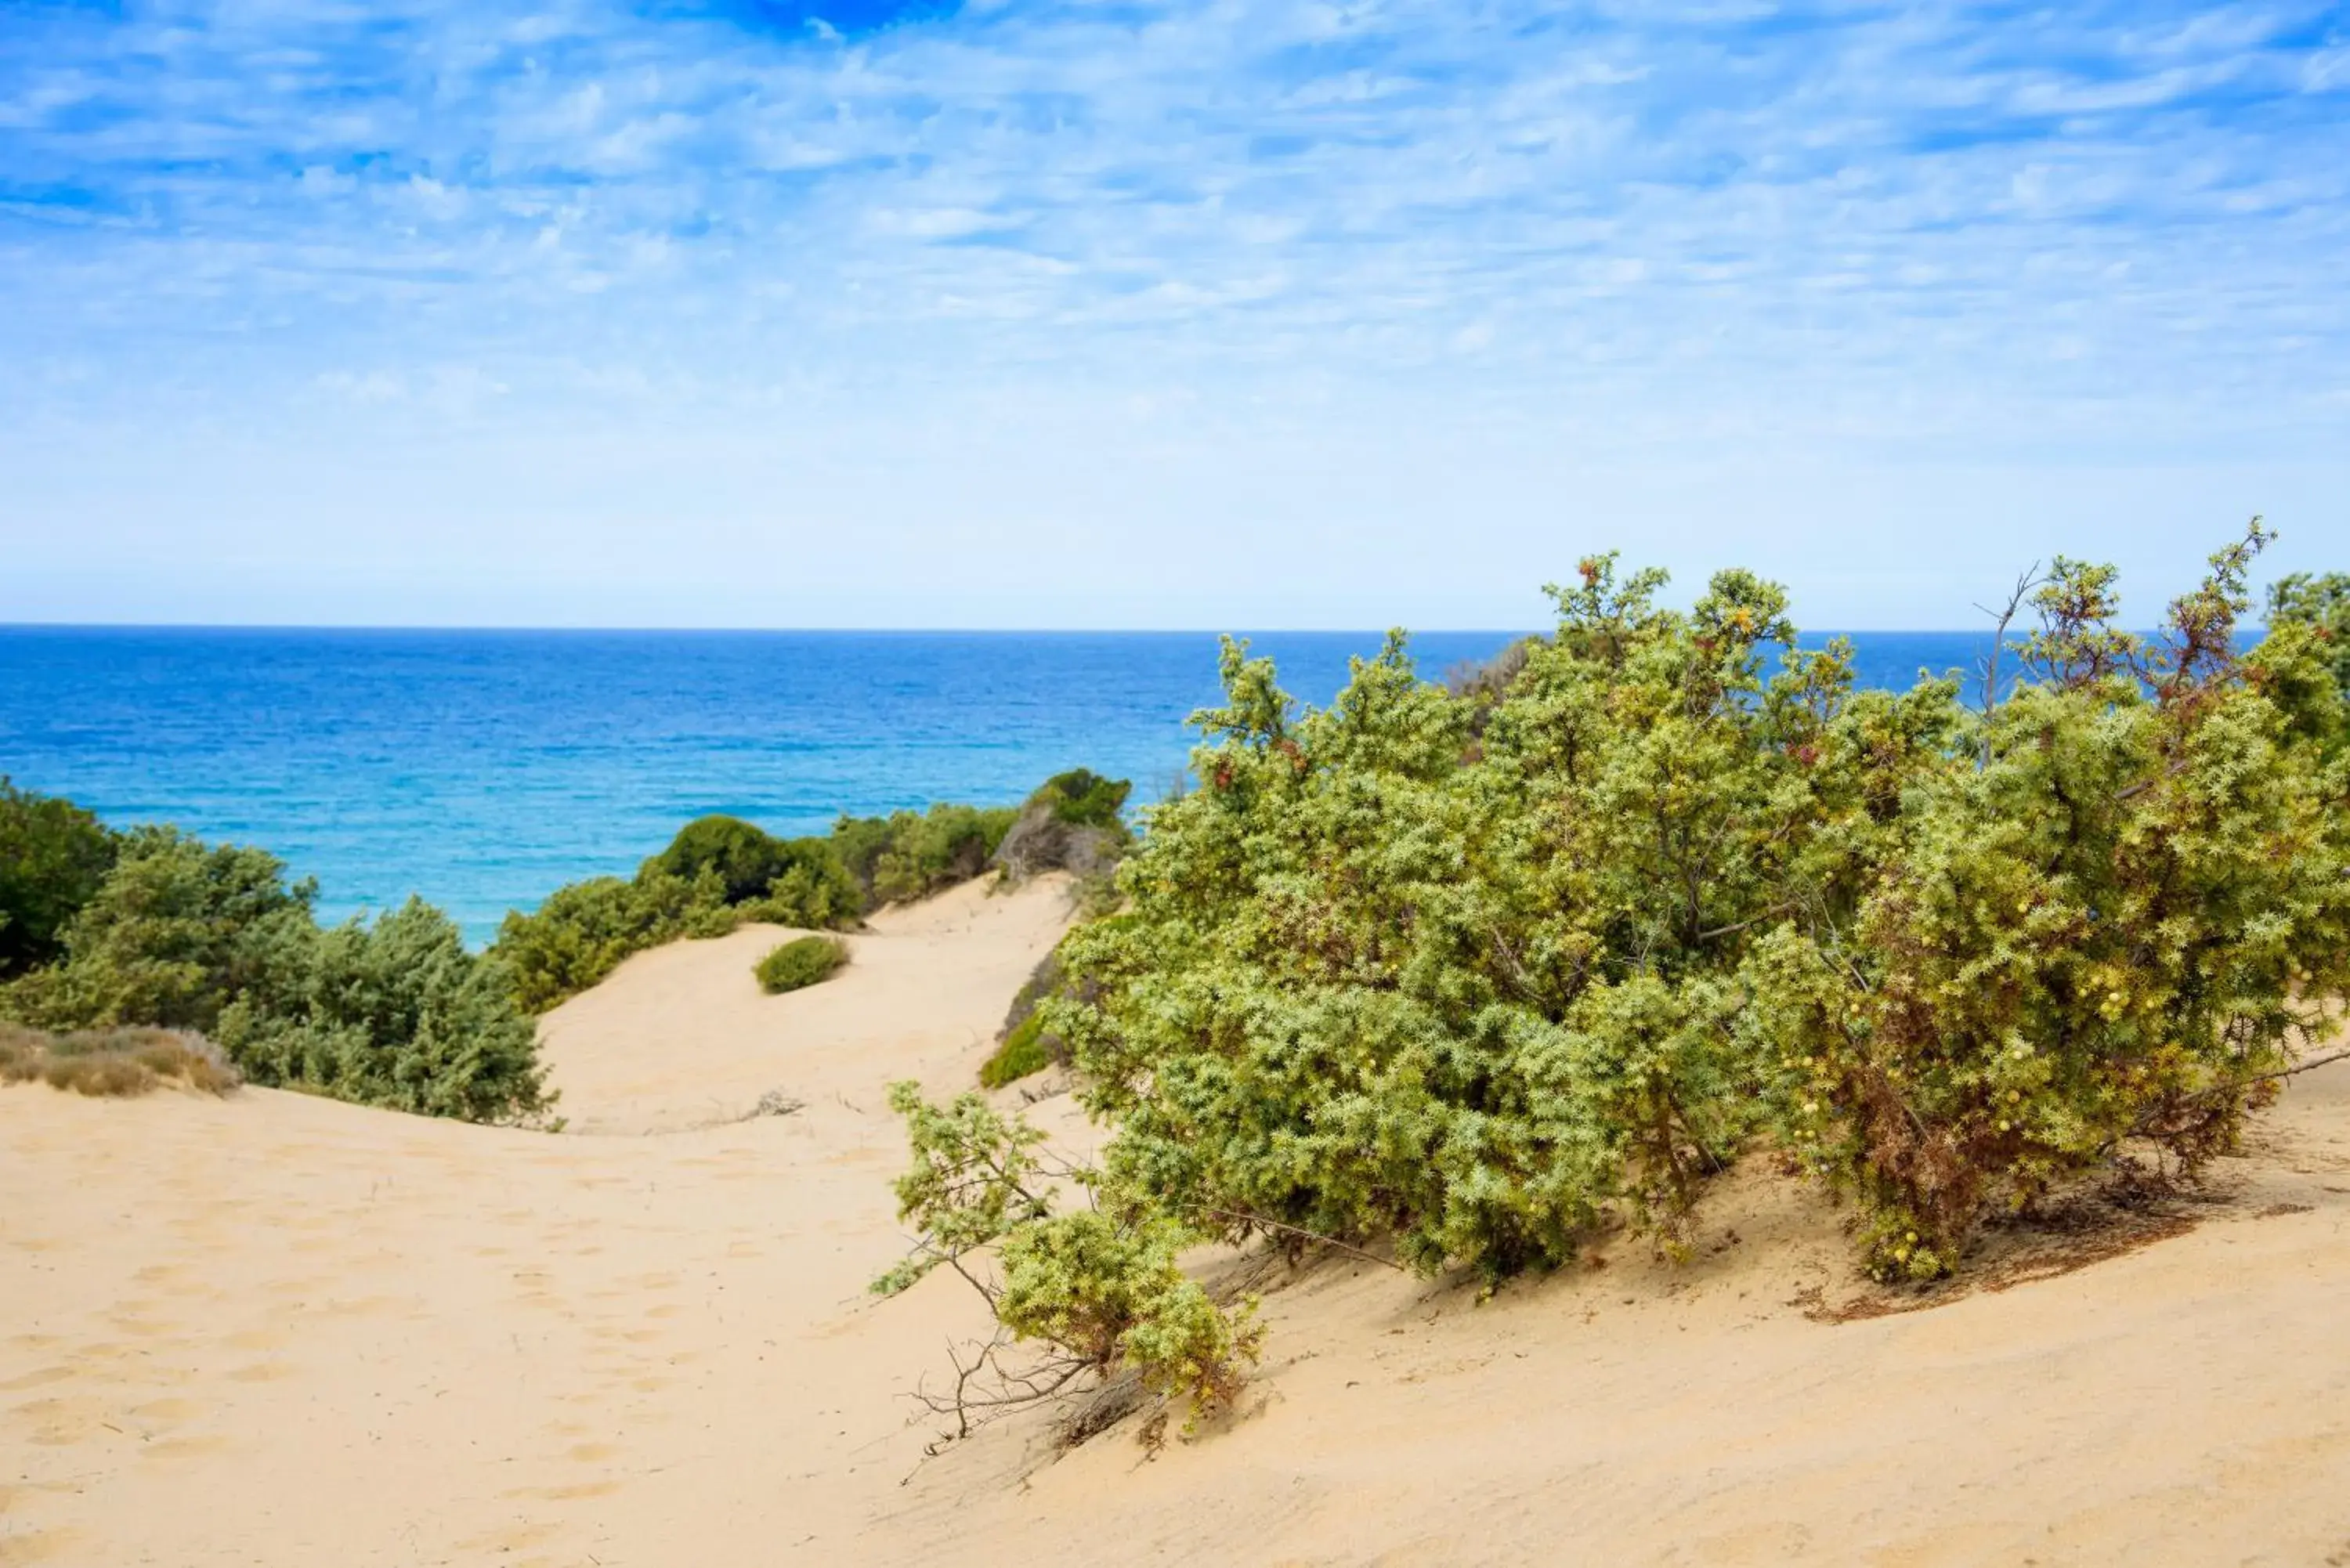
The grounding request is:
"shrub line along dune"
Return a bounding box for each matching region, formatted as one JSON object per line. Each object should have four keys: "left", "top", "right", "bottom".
{"left": 876, "top": 526, "right": 2350, "bottom": 1428}
{"left": 494, "top": 768, "right": 1132, "bottom": 1014}
{"left": 0, "top": 766, "right": 1128, "bottom": 1123}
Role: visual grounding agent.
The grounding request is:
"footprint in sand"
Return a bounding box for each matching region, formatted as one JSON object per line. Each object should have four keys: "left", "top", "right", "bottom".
{"left": 128, "top": 1397, "right": 201, "bottom": 1423}
{"left": 139, "top": 1433, "right": 233, "bottom": 1461}
{"left": 0, "top": 1526, "right": 89, "bottom": 1564}
{"left": 0, "top": 1366, "right": 77, "bottom": 1393}
{"left": 9, "top": 1395, "right": 110, "bottom": 1447}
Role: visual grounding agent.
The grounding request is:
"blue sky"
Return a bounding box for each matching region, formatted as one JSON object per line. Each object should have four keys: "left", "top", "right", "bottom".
{"left": 2, "top": 0, "right": 2345, "bottom": 628}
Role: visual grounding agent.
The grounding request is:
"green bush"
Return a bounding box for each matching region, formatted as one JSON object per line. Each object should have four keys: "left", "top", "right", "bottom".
{"left": 754, "top": 934, "right": 848, "bottom": 995}
{"left": 213, "top": 899, "right": 546, "bottom": 1122}
{"left": 833, "top": 803, "right": 1020, "bottom": 906}
{"left": 2265, "top": 571, "right": 2350, "bottom": 750}
{"left": 978, "top": 1010, "right": 1054, "bottom": 1088}
{"left": 743, "top": 836, "right": 864, "bottom": 927}
{"left": 645, "top": 815, "right": 789, "bottom": 904}
{"left": 0, "top": 780, "right": 119, "bottom": 978}
{"left": 1027, "top": 769, "right": 1133, "bottom": 830}
{"left": 492, "top": 867, "right": 723, "bottom": 1013}
{"left": 1, "top": 828, "right": 551, "bottom": 1124}
{"left": 1034, "top": 525, "right": 2348, "bottom": 1292}
{"left": 872, "top": 1082, "right": 1258, "bottom": 1422}
{"left": 996, "top": 1210, "right": 1258, "bottom": 1415}
{"left": 0, "top": 826, "right": 316, "bottom": 1034}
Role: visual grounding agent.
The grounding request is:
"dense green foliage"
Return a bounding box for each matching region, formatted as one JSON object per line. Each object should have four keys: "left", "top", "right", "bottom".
{"left": 755, "top": 934, "right": 848, "bottom": 994}
{"left": 492, "top": 819, "right": 861, "bottom": 1012}
{"left": 996, "top": 1210, "right": 1257, "bottom": 1412}
{"left": 648, "top": 815, "right": 796, "bottom": 903}
{"left": 1027, "top": 769, "right": 1133, "bottom": 830}
{"left": 833, "top": 802, "right": 1021, "bottom": 906}
{"left": 0, "top": 779, "right": 120, "bottom": 977}
{"left": 490, "top": 873, "right": 710, "bottom": 1013}
{"left": 978, "top": 1010, "right": 1054, "bottom": 1088}
{"left": 2, "top": 827, "right": 318, "bottom": 1033}
{"left": 1014, "top": 526, "right": 2349, "bottom": 1292}
{"left": 0, "top": 826, "right": 550, "bottom": 1122}
{"left": 872, "top": 1082, "right": 1257, "bottom": 1417}
{"left": 2267, "top": 570, "right": 2350, "bottom": 742}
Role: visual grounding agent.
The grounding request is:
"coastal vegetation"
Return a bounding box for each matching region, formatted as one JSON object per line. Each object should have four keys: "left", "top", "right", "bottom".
{"left": 0, "top": 768, "right": 1136, "bottom": 1122}
{"left": 978, "top": 1009, "right": 1055, "bottom": 1089}
{"left": 870, "top": 1080, "right": 1260, "bottom": 1431}
{"left": 881, "top": 524, "right": 2350, "bottom": 1428}
{"left": 0, "top": 1021, "right": 241, "bottom": 1097}
{"left": 757, "top": 934, "right": 849, "bottom": 994}
{"left": 0, "top": 779, "right": 118, "bottom": 977}
{"left": 494, "top": 771, "right": 1132, "bottom": 1013}
{"left": 0, "top": 824, "right": 550, "bottom": 1122}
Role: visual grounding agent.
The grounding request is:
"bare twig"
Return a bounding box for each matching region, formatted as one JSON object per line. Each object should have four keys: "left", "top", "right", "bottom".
{"left": 2217, "top": 1042, "right": 2350, "bottom": 1092}
{"left": 1976, "top": 562, "right": 2044, "bottom": 763}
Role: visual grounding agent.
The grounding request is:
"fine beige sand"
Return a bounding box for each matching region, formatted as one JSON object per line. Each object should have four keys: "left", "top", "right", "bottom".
{"left": 5, "top": 872, "right": 2347, "bottom": 1566}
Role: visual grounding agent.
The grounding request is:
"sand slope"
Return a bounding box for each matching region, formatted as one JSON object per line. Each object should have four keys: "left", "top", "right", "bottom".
{"left": 4, "top": 874, "right": 2346, "bottom": 1566}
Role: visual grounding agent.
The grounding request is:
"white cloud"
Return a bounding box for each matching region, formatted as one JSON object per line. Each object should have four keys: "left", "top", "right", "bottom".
{"left": 1, "top": 0, "right": 2345, "bottom": 623}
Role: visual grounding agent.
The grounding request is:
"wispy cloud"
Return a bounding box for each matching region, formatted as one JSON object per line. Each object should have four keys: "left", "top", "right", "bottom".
{"left": 1, "top": 0, "right": 2345, "bottom": 623}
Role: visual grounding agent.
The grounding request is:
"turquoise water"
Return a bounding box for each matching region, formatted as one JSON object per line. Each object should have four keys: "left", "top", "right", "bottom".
{"left": 0, "top": 627, "right": 2005, "bottom": 943}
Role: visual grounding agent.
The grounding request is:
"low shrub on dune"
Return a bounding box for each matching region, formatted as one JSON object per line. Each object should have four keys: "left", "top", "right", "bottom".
{"left": 0, "top": 1021, "right": 240, "bottom": 1097}
{"left": 755, "top": 934, "right": 848, "bottom": 995}
{"left": 978, "top": 1010, "right": 1053, "bottom": 1088}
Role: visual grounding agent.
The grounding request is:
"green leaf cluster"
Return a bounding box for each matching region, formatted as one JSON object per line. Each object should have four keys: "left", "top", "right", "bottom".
{"left": 978, "top": 1009, "right": 1054, "bottom": 1088}
{"left": 872, "top": 1081, "right": 1257, "bottom": 1414}
{"left": 2265, "top": 570, "right": 2350, "bottom": 750}
{"left": 754, "top": 934, "right": 848, "bottom": 995}
{"left": 996, "top": 1211, "right": 1258, "bottom": 1412}
{"left": 0, "top": 779, "right": 121, "bottom": 978}
{"left": 0, "top": 826, "right": 550, "bottom": 1123}
{"left": 1026, "top": 769, "right": 1133, "bottom": 830}
{"left": 831, "top": 802, "right": 1021, "bottom": 907}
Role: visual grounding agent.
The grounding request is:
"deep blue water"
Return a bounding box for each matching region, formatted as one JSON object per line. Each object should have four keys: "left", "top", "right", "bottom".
{"left": 0, "top": 627, "right": 2008, "bottom": 944}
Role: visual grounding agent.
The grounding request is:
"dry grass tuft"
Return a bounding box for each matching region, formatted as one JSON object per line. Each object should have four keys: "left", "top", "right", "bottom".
{"left": 0, "top": 1022, "right": 242, "bottom": 1098}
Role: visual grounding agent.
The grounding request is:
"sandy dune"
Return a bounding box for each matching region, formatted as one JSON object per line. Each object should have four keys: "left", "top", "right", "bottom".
{"left": 4, "top": 873, "right": 2347, "bottom": 1566}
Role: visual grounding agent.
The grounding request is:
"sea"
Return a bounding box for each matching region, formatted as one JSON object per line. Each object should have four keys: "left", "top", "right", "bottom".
{"left": 1, "top": 627, "right": 2012, "bottom": 945}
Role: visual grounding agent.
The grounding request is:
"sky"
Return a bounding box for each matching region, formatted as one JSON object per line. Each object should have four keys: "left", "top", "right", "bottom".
{"left": 1, "top": 0, "right": 2345, "bottom": 630}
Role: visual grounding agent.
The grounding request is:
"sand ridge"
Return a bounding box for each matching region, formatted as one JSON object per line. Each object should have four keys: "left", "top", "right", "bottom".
{"left": 3, "top": 871, "right": 2347, "bottom": 1566}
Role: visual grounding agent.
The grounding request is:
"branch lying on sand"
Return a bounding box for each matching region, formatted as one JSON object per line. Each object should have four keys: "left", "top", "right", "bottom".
{"left": 911, "top": 1328, "right": 1097, "bottom": 1448}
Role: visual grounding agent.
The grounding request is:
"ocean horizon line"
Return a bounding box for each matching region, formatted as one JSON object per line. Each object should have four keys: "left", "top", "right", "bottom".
{"left": 0, "top": 620, "right": 2122, "bottom": 638}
